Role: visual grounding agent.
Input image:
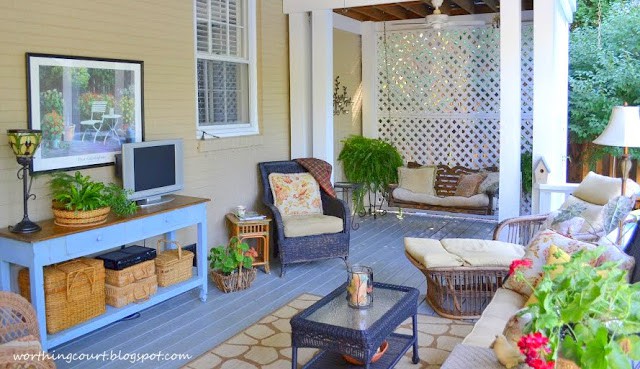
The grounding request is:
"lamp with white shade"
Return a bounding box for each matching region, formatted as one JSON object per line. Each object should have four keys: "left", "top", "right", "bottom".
{"left": 593, "top": 105, "right": 640, "bottom": 196}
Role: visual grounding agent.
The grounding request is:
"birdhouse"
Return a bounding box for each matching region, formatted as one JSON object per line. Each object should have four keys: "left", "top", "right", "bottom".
{"left": 534, "top": 158, "right": 551, "bottom": 184}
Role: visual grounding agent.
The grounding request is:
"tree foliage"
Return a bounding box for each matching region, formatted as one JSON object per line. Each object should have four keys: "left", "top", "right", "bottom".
{"left": 569, "top": 0, "right": 640, "bottom": 164}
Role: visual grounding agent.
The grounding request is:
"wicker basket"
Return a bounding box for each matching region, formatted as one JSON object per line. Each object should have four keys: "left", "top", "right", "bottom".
{"left": 155, "top": 240, "right": 194, "bottom": 287}
{"left": 52, "top": 205, "right": 111, "bottom": 227}
{"left": 105, "top": 260, "right": 156, "bottom": 287}
{"left": 105, "top": 275, "right": 158, "bottom": 308}
{"left": 18, "top": 258, "right": 106, "bottom": 334}
{"left": 210, "top": 268, "right": 256, "bottom": 293}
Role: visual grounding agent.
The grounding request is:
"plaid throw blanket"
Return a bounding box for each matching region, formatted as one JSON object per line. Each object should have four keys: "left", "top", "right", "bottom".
{"left": 295, "top": 158, "right": 337, "bottom": 198}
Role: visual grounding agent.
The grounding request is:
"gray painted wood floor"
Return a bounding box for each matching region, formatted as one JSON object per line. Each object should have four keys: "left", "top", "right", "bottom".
{"left": 52, "top": 212, "right": 496, "bottom": 369}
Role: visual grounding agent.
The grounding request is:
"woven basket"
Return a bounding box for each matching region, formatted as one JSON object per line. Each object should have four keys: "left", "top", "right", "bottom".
{"left": 210, "top": 268, "right": 256, "bottom": 293}
{"left": 105, "top": 260, "right": 156, "bottom": 287}
{"left": 52, "top": 204, "right": 110, "bottom": 227}
{"left": 155, "top": 240, "right": 194, "bottom": 287}
{"left": 106, "top": 275, "right": 158, "bottom": 308}
{"left": 18, "top": 258, "right": 106, "bottom": 334}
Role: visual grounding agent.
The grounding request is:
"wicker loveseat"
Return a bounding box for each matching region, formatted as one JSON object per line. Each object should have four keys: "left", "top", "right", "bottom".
{"left": 388, "top": 164, "right": 497, "bottom": 215}
{"left": 258, "top": 160, "right": 350, "bottom": 277}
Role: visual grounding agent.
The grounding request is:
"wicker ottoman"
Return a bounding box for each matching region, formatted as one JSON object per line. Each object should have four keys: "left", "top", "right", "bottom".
{"left": 405, "top": 237, "right": 524, "bottom": 319}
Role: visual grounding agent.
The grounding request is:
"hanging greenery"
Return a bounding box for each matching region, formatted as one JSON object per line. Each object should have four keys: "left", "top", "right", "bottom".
{"left": 338, "top": 135, "right": 404, "bottom": 213}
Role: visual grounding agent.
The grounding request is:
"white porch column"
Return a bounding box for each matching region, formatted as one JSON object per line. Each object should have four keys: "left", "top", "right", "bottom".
{"left": 361, "top": 21, "right": 378, "bottom": 139}
{"left": 289, "top": 12, "right": 312, "bottom": 158}
{"left": 532, "top": 0, "right": 573, "bottom": 213}
{"left": 498, "top": 0, "right": 522, "bottom": 220}
{"left": 311, "top": 10, "right": 334, "bottom": 166}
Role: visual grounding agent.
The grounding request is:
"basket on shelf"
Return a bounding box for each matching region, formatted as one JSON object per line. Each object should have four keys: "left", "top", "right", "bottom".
{"left": 210, "top": 267, "right": 256, "bottom": 293}
{"left": 155, "top": 240, "right": 194, "bottom": 287}
{"left": 52, "top": 204, "right": 111, "bottom": 227}
{"left": 105, "top": 275, "right": 158, "bottom": 308}
{"left": 18, "top": 258, "right": 106, "bottom": 334}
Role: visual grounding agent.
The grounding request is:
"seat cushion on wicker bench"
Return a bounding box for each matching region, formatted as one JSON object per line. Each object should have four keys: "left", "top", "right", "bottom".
{"left": 392, "top": 188, "right": 489, "bottom": 208}
{"left": 440, "top": 239, "right": 525, "bottom": 267}
{"left": 404, "top": 238, "right": 464, "bottom": 268}
{"left": 461, "top": 288, "right": 527, "bottom": 348}
{"left": 282, "top": 214, "right": 343, "bottom": 237}
{"left": 440, "top": 343, "right": 526, "bottom": 369}
{"left": 404, "top": 238, "right": 524, "bottom": 269}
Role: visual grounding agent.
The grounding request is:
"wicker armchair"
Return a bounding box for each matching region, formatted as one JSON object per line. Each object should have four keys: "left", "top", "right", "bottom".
{"left": 0, "top": 291, "right": 56, "bottom": 369}
{"left": 258, "top": 160, "right": 350, "bottom": 277}
{"left": 492, "top": 214, "right": 547, "bottom": 246}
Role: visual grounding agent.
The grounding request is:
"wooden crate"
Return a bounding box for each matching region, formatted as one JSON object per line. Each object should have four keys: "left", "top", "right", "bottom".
{"left": 105, "top": 260, "right": 156, "bottom": 287}
{"left": 105, "top": 275, "right": 158, "bottom": 308}
{"left": 18, "top": 258, "right": 106, "bottom": 334}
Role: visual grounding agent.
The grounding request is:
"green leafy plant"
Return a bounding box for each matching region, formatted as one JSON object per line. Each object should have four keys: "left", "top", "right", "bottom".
{"left": 208, "top": 237, "right": 257, "bottom": 275}
{"left": 338, "top": 135, "right": 403, "bottom": 213}
{"left": 521, "top": 151, "right": 533, "bottom": 194}
{"left": 513, "top": 248, "right": 640, "bottom": 369}
{"left": 40, "top": 89, "right": 64, "bottom": 118}
{"left": 49, "top": 171, "right": 137, "bottom": 216}
{"left": 41, "top": 110, "right": 65, "bottom": 139}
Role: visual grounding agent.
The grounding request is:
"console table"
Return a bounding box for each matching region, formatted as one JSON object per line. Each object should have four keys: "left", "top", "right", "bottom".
{"left": 0, "top": 195, "right": 210, "bottom": 350}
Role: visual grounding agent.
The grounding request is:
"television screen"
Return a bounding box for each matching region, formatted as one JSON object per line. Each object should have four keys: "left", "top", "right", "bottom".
{"left": 121, "top": 139, "right": 184, "bottom": 206}
{"left": 133, "top": 145, "right": 176, "bottom": 192}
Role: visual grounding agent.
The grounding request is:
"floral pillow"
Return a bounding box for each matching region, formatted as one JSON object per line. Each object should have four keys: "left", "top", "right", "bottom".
{"left": 268, "top": 173, "right": 323, "bottom": 216}
{"left": 540, "top": 211, "right": 586, "bottom": 238}
{"left": 502, "top": 229, "right": 597, "bottom": 297}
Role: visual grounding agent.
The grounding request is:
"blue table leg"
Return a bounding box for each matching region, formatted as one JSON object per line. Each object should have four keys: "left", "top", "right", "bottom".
{"left": 412, "top": 314, "right": 420, "bottom": 364}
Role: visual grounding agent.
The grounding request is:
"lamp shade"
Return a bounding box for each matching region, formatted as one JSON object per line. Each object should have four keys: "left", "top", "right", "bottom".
{"left": 7, "top": 129, "right": 42, "bottom": 158}
{"left": 593, "top": 106, "right": 640, "bottom": 148}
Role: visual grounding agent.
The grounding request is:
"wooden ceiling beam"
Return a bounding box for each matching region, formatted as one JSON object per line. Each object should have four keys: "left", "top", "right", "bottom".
{"left": 482, "top": 0, "right": 499, "bottom": 12}
{"left": 334, "top": 9, "right": 371, "bottom": 22}
{"left": 450, "top": 0, "right": 476, "bottom": 14}
{"left": 348, "top": 6, "right": 399, "bottom": 21}
{"left": 522, "top": 0, "right": 533, "bottom": 11}
{"left": 378, "top": 4, "right": 413, "bottom": 19}
{"left": 398, "top": 2, "right": 430, "bottom": 17}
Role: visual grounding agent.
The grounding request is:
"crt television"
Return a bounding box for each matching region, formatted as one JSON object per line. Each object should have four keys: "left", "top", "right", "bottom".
{"left": 121, "top": 139, "right": 184, "bottom": 206}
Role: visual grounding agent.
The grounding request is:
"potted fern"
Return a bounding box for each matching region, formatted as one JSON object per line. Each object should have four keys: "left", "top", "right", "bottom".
{"left": 338, "top": 136, "right": 403, "bottom": 215}
{"left": 49, "top": 171, "right": 137, "bottom": 227}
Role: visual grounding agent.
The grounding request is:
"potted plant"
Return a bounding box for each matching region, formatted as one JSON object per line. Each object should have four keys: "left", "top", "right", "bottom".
{"left": 511, "top": 248, "right": 640, "bottom": 369}
{"left": 41, "top": 111, "right": 65, "bottom": 149}
{"left": 208, "top": 237, "right": 258, "bottom": 293}
{"left": 338, "top": 135, "right": 403, "bottom": 215}
{"left": 49, "top": 171, "right": 138, "bottom": 226}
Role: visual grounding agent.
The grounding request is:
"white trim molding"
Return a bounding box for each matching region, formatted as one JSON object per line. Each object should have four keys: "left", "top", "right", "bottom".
{"left": 333, "top": 12, "right": 363, "bottom": 34}
{"left": 284, "top": 0, "right": 416, "bottom": 14}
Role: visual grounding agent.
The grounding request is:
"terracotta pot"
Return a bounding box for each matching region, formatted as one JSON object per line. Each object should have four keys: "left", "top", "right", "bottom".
{"left": 343, "top": 341, "right": 388, "bottom": 365}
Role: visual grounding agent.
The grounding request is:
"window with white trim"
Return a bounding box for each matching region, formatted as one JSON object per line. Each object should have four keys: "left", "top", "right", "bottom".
{"left": 195, "top": 0, "right": 257, "bottom": 137}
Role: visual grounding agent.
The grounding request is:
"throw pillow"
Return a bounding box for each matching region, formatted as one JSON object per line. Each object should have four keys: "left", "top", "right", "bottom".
{"left": 502, "top": 229, "right": 597, "bottom": 297}
{"left": 540, "top": 211, "right": 586, "bottom": 238}
{"left": 492, "top": 334, "right": 524, "bottom": 369}
{"left": 268, "top": 173, "right": 323, "bottom": 216}
{"left": 398, "top": 166, "right": 436, "bottom": 195}
{"left": 454, "top": 173, "right": 486, "bottom": 197}
{"left": 503, "top": 309, "right": 533, "bottom": 344}
{"left": 478, "top": 171, "right": 499, "bottom": 194}
{"left": 595, "top": 238, "right": 636, "bottom": 275}
{"left": 559, "top": 195, "right": 606, "bottom": 236}
{"left": 572, "top": 171, "right": 640, "bottom": 205}
{"left": 524, "top": 245, "right": 571, "bottom": 306}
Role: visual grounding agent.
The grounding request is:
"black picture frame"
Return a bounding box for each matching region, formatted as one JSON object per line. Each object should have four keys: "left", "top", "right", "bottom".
{"left": 26, "top": 53, "right": 144, "bottom": 173}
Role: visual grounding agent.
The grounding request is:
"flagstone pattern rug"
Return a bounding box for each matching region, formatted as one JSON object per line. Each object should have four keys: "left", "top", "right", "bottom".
{"left": 183, "top": 294, "right": 473, "bottom": 369}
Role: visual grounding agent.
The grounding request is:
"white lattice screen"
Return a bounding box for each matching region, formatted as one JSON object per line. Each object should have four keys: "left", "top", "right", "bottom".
{"left": 377, "top": 25, "right": 534, "bottom": 214}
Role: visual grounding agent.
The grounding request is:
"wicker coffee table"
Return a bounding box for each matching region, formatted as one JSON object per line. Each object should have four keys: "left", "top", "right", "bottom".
{"left": 290, "top": 282, "right": 420, "bottom": 369}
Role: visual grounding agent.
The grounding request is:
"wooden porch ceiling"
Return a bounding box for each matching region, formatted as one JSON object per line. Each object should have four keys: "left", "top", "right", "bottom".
{"left": 333, "top": 1, "right": 534, "bottom": 22}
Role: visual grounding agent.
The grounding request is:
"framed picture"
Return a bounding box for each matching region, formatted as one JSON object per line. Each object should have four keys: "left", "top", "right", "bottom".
{"left": 26, "top": 53, "right": 144, "bottom": 172}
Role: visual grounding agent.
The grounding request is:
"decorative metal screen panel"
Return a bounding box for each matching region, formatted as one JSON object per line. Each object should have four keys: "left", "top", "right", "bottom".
{"left": 377, "top": 25, "right": 534, "bottom": 214}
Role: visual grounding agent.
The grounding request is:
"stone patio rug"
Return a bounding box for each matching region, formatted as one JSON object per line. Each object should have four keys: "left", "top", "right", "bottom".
{"left": 182, "top": 293, "right": 473, "bottom": 369}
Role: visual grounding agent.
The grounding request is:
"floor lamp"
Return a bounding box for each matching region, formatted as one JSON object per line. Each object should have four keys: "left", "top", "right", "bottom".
{"left": 593, "top": 105, "right": 640, "bottom": 196}
{"left": 7, "top": 129, "right": 42, "bottom": 233}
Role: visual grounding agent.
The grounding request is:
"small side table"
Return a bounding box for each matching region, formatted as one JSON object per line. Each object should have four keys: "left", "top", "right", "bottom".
{"left": 334, "top": 182, "right": 363, "bottom": 230}
{"left": 225, "top": 213, "right": 271, "bottom": 273}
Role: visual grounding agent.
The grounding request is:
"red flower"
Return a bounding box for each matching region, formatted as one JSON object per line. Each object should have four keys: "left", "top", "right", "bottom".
{"left": 509, "top": 258, "right": 533, "bottom": 275}
{"left": 518, "top": 332, "right": 553, "bottom": 369}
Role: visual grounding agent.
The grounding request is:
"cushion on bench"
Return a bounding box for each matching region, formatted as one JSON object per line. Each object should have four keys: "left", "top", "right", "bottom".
{"left": 282, "top": 214, "right": 343, "bottom": 237}
{"left": 461, "top": 288, "right": 527, "bottom": 348}
{"left": 392, "top": 188, "right": 489, "bottom": 207}
{"left": 440, "top": 239, "right": 525, "bottom": 267}
{"left": 398, "top": 166, "right": 436, "bottom": 195}
{"left": 404, "top": 238, "right": 464, "bottom": 268}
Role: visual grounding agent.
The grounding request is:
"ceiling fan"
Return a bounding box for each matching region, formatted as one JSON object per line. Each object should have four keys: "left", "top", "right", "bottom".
{"left": 404, "top": 0, "right": 487, "bottom": 29}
